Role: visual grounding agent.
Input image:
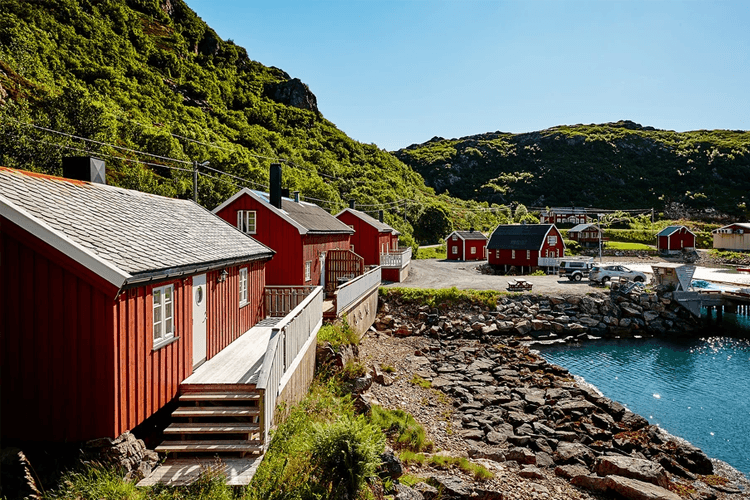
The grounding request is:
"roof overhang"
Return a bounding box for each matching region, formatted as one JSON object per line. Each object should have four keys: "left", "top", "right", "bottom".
{"left": 213, "top": 188, "right": 309, "bottom": 235}
{"left": 336, "top": 207, "right": 394, "bottom": 234}
{"left": 0, "top": 193, "right": 132, "bottom": 289}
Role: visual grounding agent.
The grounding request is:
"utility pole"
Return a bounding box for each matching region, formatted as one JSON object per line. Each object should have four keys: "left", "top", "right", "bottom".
{"left": 193, "top": 160, "right": 209, "bottom": 203}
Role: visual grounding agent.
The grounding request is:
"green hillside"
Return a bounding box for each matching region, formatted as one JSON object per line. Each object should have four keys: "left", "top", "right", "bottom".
{"left": 0, "top": 0, "right": 506, "bottom": 244}
{"left": 395, "top": 121, "right": 750, "bottom": 220}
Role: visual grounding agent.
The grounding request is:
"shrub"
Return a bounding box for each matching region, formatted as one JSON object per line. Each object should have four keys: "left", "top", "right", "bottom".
{"left": 318, "top": 316, "right": 359, "bottom": 349}
{"left": 410, "top": 374, "right": 432, "bottom": 389}
{"left": 529, "top": 269, "right": 546, "bottom": 276}
{"left": 342, "top": 359, "right": 367, "bottom": 380}
{"left": 308, "top": 415, "right": 386, "bottom": 499}
{"left": 370, "top": 405, "right": 431, "bottom": 452}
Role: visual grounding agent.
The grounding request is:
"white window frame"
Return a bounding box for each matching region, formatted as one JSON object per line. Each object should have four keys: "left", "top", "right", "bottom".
{"left": 511, "top": 249, "right": 516, "bottom": 259}
{"left": 239, "top": 267, "right": 248, "bottom": 306}
{"left": 452, "top": 246, "right": 458, "bottom": 255}
{"left": 305, "top": 261, "right": 312, "bottom": 282}
{"left": 526, "top": 250, "right": 530, "bottom": 259}
{"left": 470, "top": 246, "right": 476, "bottom": 255}
{"left": 153, "top": 284, "right": 175, "bottom": 348}
{"left": 548, "top": 235, "right": 557, "bottom": 245}
{"left": 237, "top": 210, "right": 256, "bottom": 235}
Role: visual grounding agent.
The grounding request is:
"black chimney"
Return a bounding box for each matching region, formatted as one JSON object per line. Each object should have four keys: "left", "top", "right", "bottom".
{"left": 470, "top": 227, "right": 475, "bottom": 232}
{"left": 270, "top": 163, "right": 282, "bottom": 209}
{"left": 349, "top": 199, "right": 356, "bottom": 209}
{"left": 62, "top": 157, "right": 106, "bottom": 184}
{"left": 293, "top": 191, "right": 300, "bottom": 203}
{"left": 378, "top": 210, "right": 384, "bottom": 223}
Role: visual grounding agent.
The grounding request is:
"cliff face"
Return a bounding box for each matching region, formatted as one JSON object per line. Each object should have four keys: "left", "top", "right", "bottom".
{"left": 395, "top": 121, "right": 750, "bottom": 219}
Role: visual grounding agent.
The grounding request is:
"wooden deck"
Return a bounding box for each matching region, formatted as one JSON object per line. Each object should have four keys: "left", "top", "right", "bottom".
{"left": 181, "top": 318, "right": 281, "bottom": 390}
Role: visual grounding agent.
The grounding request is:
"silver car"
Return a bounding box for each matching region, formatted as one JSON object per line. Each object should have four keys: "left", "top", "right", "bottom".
{"left": 589, "top": 264, "right": 647, "bottom": 284}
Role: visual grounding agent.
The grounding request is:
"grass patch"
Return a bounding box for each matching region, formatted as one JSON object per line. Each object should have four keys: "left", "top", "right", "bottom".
{"left": 416, "top": 246, "right": 447, "bottom": 260}
{"left": 381, "top": 287, "right": 501, "bottom": 309}
{"left": 317, "top": 316, "right": 360, "bottom": 349}
{"left": 380, "top": 363, "right": 396, "bottom": 373}
{"left": 342, "top": 359, "right": 367, "bottom": 379}
{"left": 410, "top": 374, "right": 431, "bottom": 389}
{"left": 400, "top": 452, "right": 493, "bottom": 481}
{"left": 398, "top": 474, "right": 426, "bottom": 487}
{"left": 605, "top": 241, "right": 655, "bottom": 251}
{"left": 370, "top": 405, "right": 431, "bottom": 452}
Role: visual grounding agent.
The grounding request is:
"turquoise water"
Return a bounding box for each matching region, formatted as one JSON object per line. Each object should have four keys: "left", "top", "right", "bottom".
{"left": 539, "top": 328, "right": 750, "bottom": 478}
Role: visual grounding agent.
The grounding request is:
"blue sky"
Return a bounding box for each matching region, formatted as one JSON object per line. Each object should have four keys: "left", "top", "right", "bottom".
{"left": 187, "top": 0, "right": 750, "bottom": 151}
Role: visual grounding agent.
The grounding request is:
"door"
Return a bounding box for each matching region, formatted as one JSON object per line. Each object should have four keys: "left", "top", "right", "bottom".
{"left": 319, "top": 252, "right": 326, "bottom": 287}
{"left": 192, "top": 274, "right": 207, "bottom": 368}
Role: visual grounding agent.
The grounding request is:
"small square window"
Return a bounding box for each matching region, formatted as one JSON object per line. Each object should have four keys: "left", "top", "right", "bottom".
{"left": 452, "top": 246, "right": 458, "bottom": 254}
{"left": 470, "top": 247, "right": 476, "bottom": 254}
{"left": 548, "top": 235, "right": 557, "bottom": 245}
{"left": 239, "top": 267, "right": 248, "bottom": 306}
{"left": 237, "top": 210, "right": 256, "bottom": 234}
{"left": 305, "top": 261, "right": 312, "bottom": 282}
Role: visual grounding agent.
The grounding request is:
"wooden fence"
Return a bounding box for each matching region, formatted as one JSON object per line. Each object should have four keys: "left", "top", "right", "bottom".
{"left": 325, "top": 249, "right": 364, "bottom": 292}
{"left": 380, "top": 247, "right": 412, "bottom": 268}
{"left": 336, "top": 266, "right": 381, "bottom": 315}
{"left": 265, "top": 286, "right": 316, "bottom": 317}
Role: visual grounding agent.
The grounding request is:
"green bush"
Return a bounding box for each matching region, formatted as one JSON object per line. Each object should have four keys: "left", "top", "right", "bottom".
{"left": 308, "top": 415, "right": 386, "bottom": 499}
{"left": 317, "top": 317, "right": 359, "bottom": 350}
{"left": 563, "top": 238, "right": 581, "bottom": 255}
{"left": 370, "top": 405, "right": 431, "bottom": 452}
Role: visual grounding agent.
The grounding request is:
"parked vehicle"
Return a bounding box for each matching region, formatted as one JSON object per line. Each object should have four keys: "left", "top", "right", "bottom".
{"left": 589, "top": 264, "right": 648, "bottom": 284}
{"left": 558, "top": 258, "right": 595, "bottom": 281}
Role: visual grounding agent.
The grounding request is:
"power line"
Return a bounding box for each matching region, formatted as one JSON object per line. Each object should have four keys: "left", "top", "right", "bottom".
{"left": 4, "top": 117, "right": 193, "bottom": 165}
{"left": 198, "top": 163, "right": 269, "bottom": 190}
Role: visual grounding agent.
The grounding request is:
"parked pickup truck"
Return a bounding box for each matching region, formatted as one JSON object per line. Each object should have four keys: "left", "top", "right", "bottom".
{"left": 558, "top": 258, "right": 595, "bottom": 281}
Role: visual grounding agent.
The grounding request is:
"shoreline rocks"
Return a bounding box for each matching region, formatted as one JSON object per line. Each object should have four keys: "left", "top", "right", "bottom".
{"left": 373, "top": 290, "right": 749, "bottom": 500}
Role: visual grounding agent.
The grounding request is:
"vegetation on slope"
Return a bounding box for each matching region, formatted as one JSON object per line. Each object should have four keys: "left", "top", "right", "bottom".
{"left": 395, "top": 121, "right": 750, "bottom": 220}
{"left": 0, "top": 0, "right": 507, "bottom": 244}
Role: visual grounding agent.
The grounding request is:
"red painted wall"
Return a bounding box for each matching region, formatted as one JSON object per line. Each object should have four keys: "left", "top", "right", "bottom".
{"left": 336, "top": 211, "right": 384, "bottom": 266}
{"left": 2, "top": 218, "right": 118, "bottom": 441}
{"left": 488, "top": 228, "right": 564, "bottom": 267}
{"left": 464, "top": 240, "right": 487, "bottom": 261}
{"left": 447, "top": 235, "right": 463, "bottom": 260}
{"left": 215, "top": 194, "right": 304, "bottom": 285}
{"left": 304, "top": 234, "right": 352, "bottom": 286}
{"left": 659, "top": 229, "right": 695, "bottom": 251}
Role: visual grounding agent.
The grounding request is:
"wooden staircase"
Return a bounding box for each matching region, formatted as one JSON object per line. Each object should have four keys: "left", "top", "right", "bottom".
{"left": 156, "top": 389, "right": 264, "bottom": 456}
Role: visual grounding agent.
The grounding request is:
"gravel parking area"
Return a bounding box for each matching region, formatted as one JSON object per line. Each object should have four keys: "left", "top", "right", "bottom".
{"left": 386, "top": 258, "right": 750, "bottom": 295}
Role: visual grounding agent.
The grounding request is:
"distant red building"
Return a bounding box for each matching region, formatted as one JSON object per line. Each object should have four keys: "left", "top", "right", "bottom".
{"left": 487, "top": 224, "right": 565, "bottom": 273}
{"left": 540, "top": 207, "right": 588, "bottom": 225}
{"left": 335, "top": 208, "right": 399, "bottom": 266}
{"left": 445, "top": 230, "right": 488, "bottom": 261}
{"left": 0, "top": 165, "right": 273, "bottom": 442}
{"left": 213, "top": 165, "right": 353, "bottom": 287}
{"left": 567, "top": 223, "right": 604, "bottom": 248}
{"left": 657, "top": 225, "right": 696, "bottom": 253}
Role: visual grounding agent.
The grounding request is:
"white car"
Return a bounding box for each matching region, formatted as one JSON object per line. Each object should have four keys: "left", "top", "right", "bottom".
{"left": 589, "top": 264, "right": 647, "bottom": 284}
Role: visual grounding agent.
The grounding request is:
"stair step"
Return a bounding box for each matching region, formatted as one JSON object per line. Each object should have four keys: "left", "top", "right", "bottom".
{"left": 172, "top": 406, "right": 260, "bottom": 418}
{"left": 164, "top": 423, "right": 259, "bottom": 434}
{"left": 155, "top": 440, "right": 263, "bottom": 454}
{"left": 179, "top": 393, "right": 260, "bottom": 402}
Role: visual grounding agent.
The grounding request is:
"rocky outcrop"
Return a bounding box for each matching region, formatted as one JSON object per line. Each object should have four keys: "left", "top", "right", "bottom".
{"left": 265, "top": 78, "right": 319, "bottom": 113}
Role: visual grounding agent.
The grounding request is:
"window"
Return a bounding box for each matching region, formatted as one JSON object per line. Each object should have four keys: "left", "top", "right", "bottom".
{"left": 470, "top": 247, "right": 476, "bottom": 255}
{"left": 305, "top": 261, "right": 312, "bottom": 282}
{"left": 452, "top": 246, "right": 458, "bottom": 254}
{"left": 511, "top": 249, "right": 516, "bottom": 259}
{"left": 153, "top": 284, "right": 174, "bottom": 346}
{"left": 526, "top": 250, "right": 530, "bottom": 259}
{"left": 452, "top": 235, "right": 458, "bottom": 241}
{"left": 548, "top": 235, "right": 557, "bottom": 245}
{"left": 495, "top": 250, "right": 499, "bottom": 258}
{"left": 237, "top": 210, "right": 256, "bottom": 234}
{"left": 350, "top": 244, "right": 355, "bottom": 252}
{"left": 239, "top": 267, "right": 248, "bottom": 306}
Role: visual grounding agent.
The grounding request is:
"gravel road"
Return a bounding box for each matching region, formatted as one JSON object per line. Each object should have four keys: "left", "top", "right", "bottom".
{"left": 385, "top": 258, "right": 750, "bottom": 295}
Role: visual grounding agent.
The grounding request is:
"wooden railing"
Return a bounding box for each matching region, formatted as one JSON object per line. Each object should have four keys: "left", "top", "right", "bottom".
{"left": 326, "top": 249, "right": 365, "bottom": 293}
{"left": 380, "top": 247, "right": 412, "bottom": 268}
{"left": 257, "top": 286, "right": 323, "bottom": 448}
{"left": 265, "top": 286, "right": 316, "bottom": 317}
{"left": 335, "top": 266, "right": 381, "bottom": 315}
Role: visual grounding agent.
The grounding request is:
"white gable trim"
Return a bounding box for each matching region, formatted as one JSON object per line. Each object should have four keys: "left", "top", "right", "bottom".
{"left": 0, "top": 194, "right": 131, "bottom": 289}
{"left": 213, "top": 188, "right": 308, "bottom": 235}
{"left": 335, "top": 208, "right": 393, "bottom": 233}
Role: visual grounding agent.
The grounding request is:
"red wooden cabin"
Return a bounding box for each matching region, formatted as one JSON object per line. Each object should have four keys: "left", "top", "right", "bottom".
{"left": 540, "top": 207, "right": 588, "bottom": 225}
{"left": 213, "top": 166, "right": 353, "bottom": 288}
{"left": 335, "top": 208, "right": 399, "bottom": 266}
{"left": 657, "top": 225, "right": 696, "bottom": 253}
{"left": 445, "top": 230, "right": 488, "bottom": 261}
{"left": 567, "top": 223, "right": 604, "bottom": 248}
{"left": 0, "top": 166, "right": 274, "bottom": 442}
{"left": 487, "top": 224, "right": 565, "bottom": 273}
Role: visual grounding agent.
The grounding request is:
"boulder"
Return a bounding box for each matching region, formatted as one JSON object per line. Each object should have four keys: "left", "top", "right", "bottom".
{"left": 571, "top": 474, "right": 610, "bottom": 493}
{"left": 395, "top": 484, "right": 424, "bottom": 500}
{"left": 605, "top": 475, "right": 681, "bottom": 500}
{"left": 555, "top": 442, "right": 595, "bottom": 466}
{"left": 519, "top": 465, "right": 544, "bottom": 479}
{"left": 554, "top": 464, "right": 591, "bottom": 479}
{"left": 379, "top": 447, "right": 403, "bottom": 479}
{"left": 594, "top": 456, "right": 669, "bottom": 488}
{"left": 413, "top": 482, "right": 439, "bottom": 500}
{"left": 673, "top": 441, "right": 713, "bottom": 474}
{"left": 506, "top": 447, "right": 536, "bottom": 465}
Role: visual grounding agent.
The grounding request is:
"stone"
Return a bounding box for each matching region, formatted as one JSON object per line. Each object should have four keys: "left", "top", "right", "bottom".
{"left": 673, "top": 441, "right": 713, "bottom": 474}
{"left": 486, "top": 430, "right": 509, "bottom": 445}
{"left": 620, "top": 411, "right": 649, "bottom": 430}
{"left": 379, "top": 448, "right": 403, "bottom": 479}
{"left": 605, "top": 475, "right": 681, "bottom": 500}
{"left": 555, "top": 442, "right": 595, "bottom": 466}
{"left": 413, "top": 481, "right": 439, "bottom": 500}
{"left": 594, "top": 456, "right": 669, "bottom": 488}
{"left": 460, "top": 429, "right": 485, "bottom": 440}
{"left": 429, "top": 476, "right": 473, "bottom": 498}
{"left": 557, "top": 399, "right": 597, "bottom": 414}
{"left": 535, "top": 451, "right": 555, "bottom": 468}
{"left": 506, "top": 447, "right": 536, "bottom": 465}
{"left": 554, "top": 464, "right": 591, "bottom": 479}
{"left": 519, "top": 465, "right": 544, "bottom": 479}
{"left": 395, "top": 484, "right": 424, "bottom": 500}
{"left": 571, "top": 474, "right": 610, "bottom": 493}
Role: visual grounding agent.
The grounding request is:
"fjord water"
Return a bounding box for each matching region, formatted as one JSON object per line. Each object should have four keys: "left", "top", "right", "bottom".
{"left": 539, "top": 323, "right": 750, "bottom": 477}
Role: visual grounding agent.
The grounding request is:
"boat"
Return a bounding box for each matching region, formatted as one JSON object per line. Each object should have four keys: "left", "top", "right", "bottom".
{"left": 737, "top": 267, "right": 750, "bottom": 274}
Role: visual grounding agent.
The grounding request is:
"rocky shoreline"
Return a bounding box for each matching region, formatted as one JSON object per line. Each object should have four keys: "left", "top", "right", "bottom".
{"left": 360, "top": 289, "right": 750, "bottom": 500}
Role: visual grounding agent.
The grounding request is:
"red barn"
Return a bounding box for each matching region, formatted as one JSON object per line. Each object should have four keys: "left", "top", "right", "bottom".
{"left": 0, "top": 166, "right": 274, "bottom": 442}
{"left": 335, "top": 208, "right": 399, "bottom": 266}
{"left": 657, "top": 225, "right": 696, "bottom": 253}
{"left": 568, "top": 223, "right": 605, "bottom": 248}
{"left": 487, "top": 224, "right": 565, "bottom": 273}
{"left": 445, "top": 230, "right": 488, "bottom": 261}
{"left": 213, "top": 166, "right": 353, "bottom": 287}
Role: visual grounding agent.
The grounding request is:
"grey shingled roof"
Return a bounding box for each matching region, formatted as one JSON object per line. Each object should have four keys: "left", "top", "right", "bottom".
{"left": 452, "top": 230, "right": 487, "bottom": 241}
{"left": 0, "top": 168, "right": 273, "bottom": 283}
{"left": 569, "top": 223, "right": 599, "bottom": 233}
{"left": 488, "top": 224, "right": 554, "bottom": 250}
{"left": 250, "top": 191, "right": 354, "bottom": 234}
{"left": 337, "top": 208, "right": 400, "bottom": 235}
